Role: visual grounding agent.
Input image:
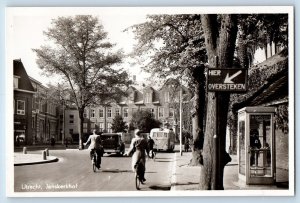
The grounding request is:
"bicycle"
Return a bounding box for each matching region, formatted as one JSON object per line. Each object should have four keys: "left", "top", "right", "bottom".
{"left": 134, "top": 159, "right": 145, "bottom": 190}
{"left": 91, "top": 150, "right": 100, "bottom": 172}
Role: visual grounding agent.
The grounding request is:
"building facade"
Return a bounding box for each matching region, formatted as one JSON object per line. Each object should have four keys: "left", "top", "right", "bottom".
{"left": 64, "top": 79, "right": 193, "bottom": 138}
{"left": 30, "top": 77, "right": 60, "bottom": 145}
{"left": 13, "top": 59, "right": 35, "bottom": 146}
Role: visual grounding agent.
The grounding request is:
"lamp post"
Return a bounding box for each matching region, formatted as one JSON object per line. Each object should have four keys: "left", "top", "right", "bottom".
{"left": 179, "top": 84, "right": 183, "bottom": 156}
{"left": 62, "top": 98, "right": 65, "bottom": 145}
{"left": 34, "top": 108, "right": 39, "bottom": 145}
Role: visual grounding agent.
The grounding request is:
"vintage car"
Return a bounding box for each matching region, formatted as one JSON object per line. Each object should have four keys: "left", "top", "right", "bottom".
{"left": 100, "top": 133, "right": 125, "bottom": 156}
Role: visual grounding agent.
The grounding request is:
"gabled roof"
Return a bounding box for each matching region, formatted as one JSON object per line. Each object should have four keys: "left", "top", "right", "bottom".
{"left": 13, "top": 59, "right": 35, "bottom": 92}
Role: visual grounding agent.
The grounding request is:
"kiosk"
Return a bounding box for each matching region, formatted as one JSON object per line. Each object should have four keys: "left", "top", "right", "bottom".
{"left": 237, "top": 107, "right": 276, "bottom": 185}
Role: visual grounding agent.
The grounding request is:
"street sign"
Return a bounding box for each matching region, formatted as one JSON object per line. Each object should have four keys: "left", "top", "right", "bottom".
{"left": 207, "top": 68, "right": 247, "bottom": 92}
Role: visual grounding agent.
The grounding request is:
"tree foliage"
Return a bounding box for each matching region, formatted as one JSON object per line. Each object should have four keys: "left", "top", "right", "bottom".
{"left": 130, "top": 110, "right": 161, "bottom": 133}
{"left": 131, "top": 14, "right": 206, "bottom": 85}
{"left": 235, "top": 14, "right": 288, "bottom": 67}
{"left": 111, "top": 115, "right": 128, "bottom": 133}
{"left": 33, "top": 15, "right": 131, "bottom": 147}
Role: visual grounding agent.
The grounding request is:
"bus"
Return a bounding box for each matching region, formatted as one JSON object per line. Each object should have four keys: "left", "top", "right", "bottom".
{"left": 150, "top": 128, "right": 175, "bottom": 152}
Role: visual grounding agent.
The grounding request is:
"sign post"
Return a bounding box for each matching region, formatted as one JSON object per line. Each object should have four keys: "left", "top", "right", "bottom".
{"left": 207, "top": 68, "right": 247, "bottom": 92}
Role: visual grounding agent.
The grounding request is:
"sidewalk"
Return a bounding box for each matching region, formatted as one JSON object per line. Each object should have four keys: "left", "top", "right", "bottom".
{"left": 14, "top": 152, "right": 59, "bottom": 166}
{"left": 170, "top": 151, "right": 289, "bottom": 191}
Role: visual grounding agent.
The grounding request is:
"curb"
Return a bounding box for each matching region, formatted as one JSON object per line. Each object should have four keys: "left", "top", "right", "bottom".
{"left": 14, "top": 155, "right": 59, "bottom": 166}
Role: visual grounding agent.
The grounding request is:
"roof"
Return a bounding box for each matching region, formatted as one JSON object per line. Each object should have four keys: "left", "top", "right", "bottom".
{"left": 232, "top": 49, "right": 288, "bottom": 110}
{"left": 13, "top": 59, "right": 35, "bottom": 92}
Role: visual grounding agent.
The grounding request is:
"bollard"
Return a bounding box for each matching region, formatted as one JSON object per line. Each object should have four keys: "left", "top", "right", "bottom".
{"left": 23, "top": 147, "right": 27, "bottom": 154}
{"left": 42, "top": 150, "right": 47, "bottom": 160}
{"left": 45, "top": 148, "right": 49, "bottom": 156}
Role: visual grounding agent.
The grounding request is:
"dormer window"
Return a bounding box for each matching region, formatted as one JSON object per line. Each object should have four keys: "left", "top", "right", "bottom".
{"left": 145, "top": 92, "right": 152, "bottom": 103}
{"left": 14, "top": 76, "right": 20, "bottom": 89}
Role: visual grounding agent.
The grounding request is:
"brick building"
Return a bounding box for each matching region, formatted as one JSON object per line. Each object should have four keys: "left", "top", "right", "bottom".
{"left": 13, "top": 59, "right": 35, "bottom": 146}
{"left": 64, "top": 79, "right": 193, "bottom": 140}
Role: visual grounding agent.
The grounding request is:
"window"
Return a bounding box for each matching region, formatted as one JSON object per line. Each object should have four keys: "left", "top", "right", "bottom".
{"left": 83, "top": 123, "right": 88, "bottom": 133}
{"left": 69, "top": 114, "right": 74, "bottom": 124}
{"left": 145, "top": 92, "right": 152, "bottom": 103}
{"left": 83, "top": 109, "right": 87, "bottom": 118}
{"left": 123, "top": 108, "right": 128, "bottom": 118}
{"left": 99, "top": 123, "right": 104, "bottom": 132}
{"left": 13, "top": 76, "right": 19, "bottom": 89}
{"left": 115, "top": 108, "right": 120, "bottom": 116}
{"left": 158, "top": 107, "right": 164, "bottom": 118}
{"left": 169, "top": 108, "right": 174, "bottom": 117}
{"left": 151, "top": 108, "right": 155, "bottom": 117}
{"left": 107, "top": 108, "right": 112, "bottom": 118}
{"left": 17, "top": 100, "right": 25, "bottom": 115}
{"left": 99, "top": 108, "right": 104, "bottom": 118}
{"left": 91, "top": 109, "right": 95, "bottom": 118}
{"left": 165, "top": 92, "right": 170, "bottom": 103}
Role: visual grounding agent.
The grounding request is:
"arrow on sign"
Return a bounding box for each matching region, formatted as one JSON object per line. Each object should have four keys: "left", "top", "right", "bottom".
{"left": 224, "top": 70, "right": 242, "bottom": 83}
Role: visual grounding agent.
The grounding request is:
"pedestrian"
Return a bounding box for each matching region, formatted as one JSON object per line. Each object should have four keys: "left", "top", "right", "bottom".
{"left": 147, "top": 135, "right": 155, "bottom": 158}
{"left": 50, "top": 136, "right": 56, "bottom": 147}
{"left": 16, "top": 135, "right": 20, "bottom": 147}
{"left": 84, "top": 130, "right": 103, "bottom": 169}
{"left": 125, "top": 130, "right": 149, "bottom": 183}
{"left": 184, "top": 136, "right": 190, "bottom": 152}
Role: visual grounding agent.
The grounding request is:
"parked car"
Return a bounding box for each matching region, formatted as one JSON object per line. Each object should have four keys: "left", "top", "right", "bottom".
{"left": 100, "top": 133, "right": 125, "bottom": 156}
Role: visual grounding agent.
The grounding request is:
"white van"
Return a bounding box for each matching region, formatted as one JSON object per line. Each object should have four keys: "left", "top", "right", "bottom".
{"left": 150, "top": 128, "right": 175, "bottom": 151}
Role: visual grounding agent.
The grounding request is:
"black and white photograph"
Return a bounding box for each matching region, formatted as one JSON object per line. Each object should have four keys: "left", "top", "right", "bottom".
{"left": 5, "top": 6, "right": 294, "bottom": 197}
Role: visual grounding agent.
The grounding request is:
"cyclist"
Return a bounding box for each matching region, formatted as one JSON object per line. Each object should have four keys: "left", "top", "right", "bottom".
{"left": 125, "top": 130, "right": 149, "bottom": 183}
{"left": 84, "top": 130, "right": 103, "bottom": 169}
{"left": 147, "top": 135, "right": 155, "bottom": 159}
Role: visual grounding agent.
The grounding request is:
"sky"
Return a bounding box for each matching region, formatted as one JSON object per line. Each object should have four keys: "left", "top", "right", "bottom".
{"left": 9, "top": 8, "right": 151, "bottom": 86}
{"left": 7, "top": 7, "right": 276, "bottom": 88}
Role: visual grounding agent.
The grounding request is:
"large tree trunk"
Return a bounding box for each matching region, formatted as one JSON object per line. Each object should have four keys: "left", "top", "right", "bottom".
{"left": 199, "top": 14, "right": 237, "bottom": 190}
{"left": 190, "top": 65, "right": 206, "bottom": 166}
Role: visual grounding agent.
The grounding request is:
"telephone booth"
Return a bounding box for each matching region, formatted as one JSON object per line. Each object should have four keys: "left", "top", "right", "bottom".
{"left": 237, "top": 107, "right": 276, "bottom": 185}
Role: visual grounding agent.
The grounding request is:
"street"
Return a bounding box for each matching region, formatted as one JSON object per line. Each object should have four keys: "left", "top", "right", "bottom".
{"left": 14, "top": 148, "right": 175, "bottom": 192}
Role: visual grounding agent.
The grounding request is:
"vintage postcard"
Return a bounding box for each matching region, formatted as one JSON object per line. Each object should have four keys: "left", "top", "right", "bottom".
{"left": 6, "top": 6, "right": 294, "bottom": 197}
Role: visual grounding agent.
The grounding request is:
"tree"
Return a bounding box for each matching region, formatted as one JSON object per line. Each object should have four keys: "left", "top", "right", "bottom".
{"left": 33, "top": 15, "right": 131, "bottom": 149}
{"left": 130, "top": 110, "right": 161, "bottom": 133}
{"left": 131, "top": 14, "right": 206, "bottom": 165}
{"left": 111, "top": 115, "right": 128, "bottom": 133}
{"left": 228, "top": 14, "right": 288, "bottom": 153}
{"left": 199, "top": 14, "right": 238, "bottom": 190}
{"left": 161, "top": 79, "right": 193, "bottom": 138}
